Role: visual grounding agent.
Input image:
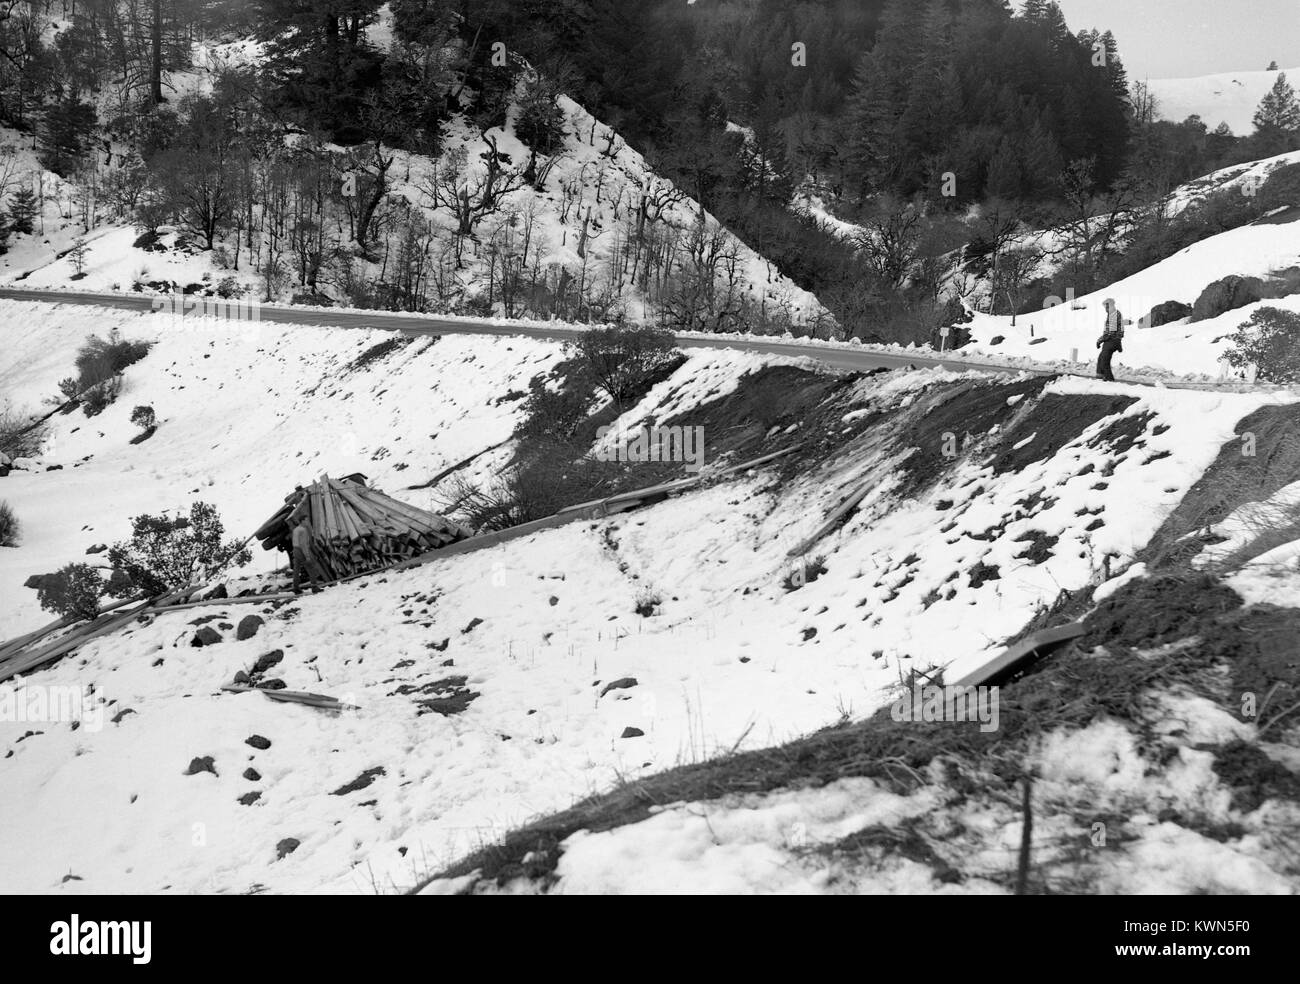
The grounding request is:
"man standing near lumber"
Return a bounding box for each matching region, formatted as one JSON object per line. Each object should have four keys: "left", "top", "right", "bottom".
{"left": 291, "top": 519, "right": 327, "bottom": 594}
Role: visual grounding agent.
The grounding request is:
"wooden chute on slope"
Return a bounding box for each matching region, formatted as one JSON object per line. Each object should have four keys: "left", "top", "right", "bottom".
{"left": 254, "top": 474, "right": 472, "bottom": 581}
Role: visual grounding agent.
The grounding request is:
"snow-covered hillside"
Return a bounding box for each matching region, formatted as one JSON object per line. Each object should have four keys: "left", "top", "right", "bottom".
{"left": 962, "top": 210, "right": 1300, "bottom": 378}
{"left": 958, "top": 148, "right": 1300, "bottom": 379}
{"left": 1149, "top": 65, "right": 1300, "bottom": 134}
{"left": 0, "top": 299, "right": 566, "bottom": 636}
{"left": 3, "top": 301, "right": 1296, "bottom": 893}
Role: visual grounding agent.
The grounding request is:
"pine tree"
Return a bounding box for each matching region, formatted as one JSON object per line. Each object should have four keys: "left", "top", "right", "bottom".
{"left": 250, "top": 0, "right": 387, "bottom": 143}
{"left": 900, "top": 0, "right": 958, "bottom": 171}
{"left": 846, "top": 50, "right": 903, "bottom": 192}
{"left": 1020, "top": 118, "right": 1064, "bottom": 197}
{"left": 6, "top": 187, "right": 40, "bottom": 235}
{"left": 985, "top": 138, "right": 1023, "bottom": 200}
{"left": 38, "top": 98, "right": 98, "bottom": 177}
{"left": 1253, "top": 72, "right": 1300, "bottom": 136}
{"left": 845, "top": 0, "right": 926, "bottom": 193}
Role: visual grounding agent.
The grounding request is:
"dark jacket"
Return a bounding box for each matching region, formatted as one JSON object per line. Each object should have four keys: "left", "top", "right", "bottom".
{"left": 1098, "top": 308, "right": 1125, "bottom": 351}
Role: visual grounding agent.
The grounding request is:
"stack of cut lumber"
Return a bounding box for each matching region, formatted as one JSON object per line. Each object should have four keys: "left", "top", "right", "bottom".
{"left": 254, "top": 475, "right": 471, "bottom": 580}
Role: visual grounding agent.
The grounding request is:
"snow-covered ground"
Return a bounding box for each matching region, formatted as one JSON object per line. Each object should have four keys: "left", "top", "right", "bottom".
{"left": 509, "top": 696, "right": 1292, "bottom": 895}
{"left": 1149, "top": 65, "right": 1300, "bottom": 135}
{"left": 3, "top": 300, "right": 1295, "bottom": 893}
{"left": 960, "top": 149, "right": 1300, "bottom": 378}
{"left": 0, "top": 299, "right": 565, "bottom": 636}
{"left": 963, "top": 231, "right": 1300, "bottom": 378}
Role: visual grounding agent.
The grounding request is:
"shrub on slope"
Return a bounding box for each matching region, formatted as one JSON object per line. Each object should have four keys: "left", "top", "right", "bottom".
{"left": 107, "top": 501, "right": 250, "bottom": 596}
{"left": 0, "top": 500, "right": 18, "bottom": 547}
{"left": 36, "top": 564, "right": 104, "bottom": 619}
{"left": 1223, "top": 307, "right": 1300, "bottom": 382}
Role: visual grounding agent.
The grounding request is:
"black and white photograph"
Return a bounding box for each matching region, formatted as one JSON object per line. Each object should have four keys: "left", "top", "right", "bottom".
{"left": 0, "top": 0, "right": 1296, "bottom": 928}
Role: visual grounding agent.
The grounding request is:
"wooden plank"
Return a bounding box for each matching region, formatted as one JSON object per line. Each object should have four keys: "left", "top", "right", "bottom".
{"left": 355, "top": 490, "right": 441, "bottom": 532}
{"left": 950, "top": 622, "right": 1087, "bottom": 690}
{"left": 0, "top": 587, "right": 193, "bottom": 684}
{"left": 221, "top": 684, "right": 357, "bottom": 710}
{"left": 0, "top": 593, "right": 148, "bottom": 662}
{"left": 151, "top": 592, "right": 300, "bottom": 615}
{"left": 561, "top": 446, "right": 799, "bottom": 515}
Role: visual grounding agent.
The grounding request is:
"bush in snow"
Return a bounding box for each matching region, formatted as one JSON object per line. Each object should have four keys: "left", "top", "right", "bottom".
{"left": 515, "top": 92, "right": 567, "bottom": 156}
{"left": 0, "top": 500, "right": 18, "bottom": 547}
{"left": 107, "top": 500, "right": 251, "bottom": 597}
{"left": 574, "top": 324, "right": 679, "bottom": 407}
{"left": 1258, "top": 162, "right": 1300, "bottom": 211}
{"left": 443, "top": 454, "right": 625, "bottom": 532}
{"left": 36, "top": 564, "right": 104, "bottom": 619}
{"left": 67, "top": 238, "right": 89, "bottom": 277}
{"left": 75, "top": 331, "right": 152, "bottom": 389}
{"left": 0, "top": 402, "right": 46, "bottom": 459}
{"left": 58, "top": 330, "right": 152, "bottom": 411}
{"left": 1223, "top": 307, "right": 1300, "bottom": 382}
{"left": 214, "top": 276, "right": 246, "bottom": 299}
{"left": 130, "top": 405, "right": 157, "bottom": 431}
{"left": 516, "top": 362, "right": 597, "bottom": 446}
{"left": 81, "top": 377, "right": 122, "bottom": 417}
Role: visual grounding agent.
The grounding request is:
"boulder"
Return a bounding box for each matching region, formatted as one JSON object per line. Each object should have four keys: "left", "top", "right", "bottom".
{"left": 1145, "top": 300, "right": 1192, "bottom": 327}
{"left": 245, "top": 734, "right": 272, "bottom": 750}
{"left": 236, "top": 614, "right": 264, "bottom": 641}
{"left": 599, "top": 677, "right": 638, "bottom": 698}
{"left": 1191, "top": 275, "right": 1265, "bottom": 322}
{"left": 190, "top": 626, "right": 223, "bottom": 647}
{"left": 620, "top": 727, "right": 645, "bottom": 739}
{"left": 183, "top": 756, "right": 216, "bottom": 776}
{"left": 252, "top": 650, "right": 284, "bottom": 674}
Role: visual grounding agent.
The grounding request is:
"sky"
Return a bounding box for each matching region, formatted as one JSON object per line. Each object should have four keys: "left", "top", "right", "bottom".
{"left": 1031, "top": 0, "right": 1300, "bottom": 80}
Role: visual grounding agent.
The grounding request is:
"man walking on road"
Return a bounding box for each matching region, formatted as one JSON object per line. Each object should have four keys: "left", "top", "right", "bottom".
{"left": 291, "top": 518, "right": 327, "bottom": 594}
{"left": 1096, "top": 298, "right": 1126, "bottom": 382}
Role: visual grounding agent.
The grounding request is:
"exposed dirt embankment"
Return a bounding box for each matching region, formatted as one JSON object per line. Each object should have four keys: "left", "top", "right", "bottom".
{"left": 414, "top": 370, "right": 1300, "bottom": 895}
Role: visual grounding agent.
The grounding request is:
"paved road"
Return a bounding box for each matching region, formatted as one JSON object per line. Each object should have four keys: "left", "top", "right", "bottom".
{"left": 0, "top": 286, "right": 1044, "bottom": 377}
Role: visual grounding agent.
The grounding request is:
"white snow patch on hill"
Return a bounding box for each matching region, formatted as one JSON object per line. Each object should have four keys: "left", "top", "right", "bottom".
{"left": 0, "top": 300, "right": 565, "bottom": 636}
{"left": 1149, "top": 65, "right": 1300, "bottom": 135}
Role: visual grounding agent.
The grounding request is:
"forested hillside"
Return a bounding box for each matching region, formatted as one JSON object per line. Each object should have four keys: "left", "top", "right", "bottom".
{"left": 1, "top": 0, "right": 1298, "bottom": 343}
